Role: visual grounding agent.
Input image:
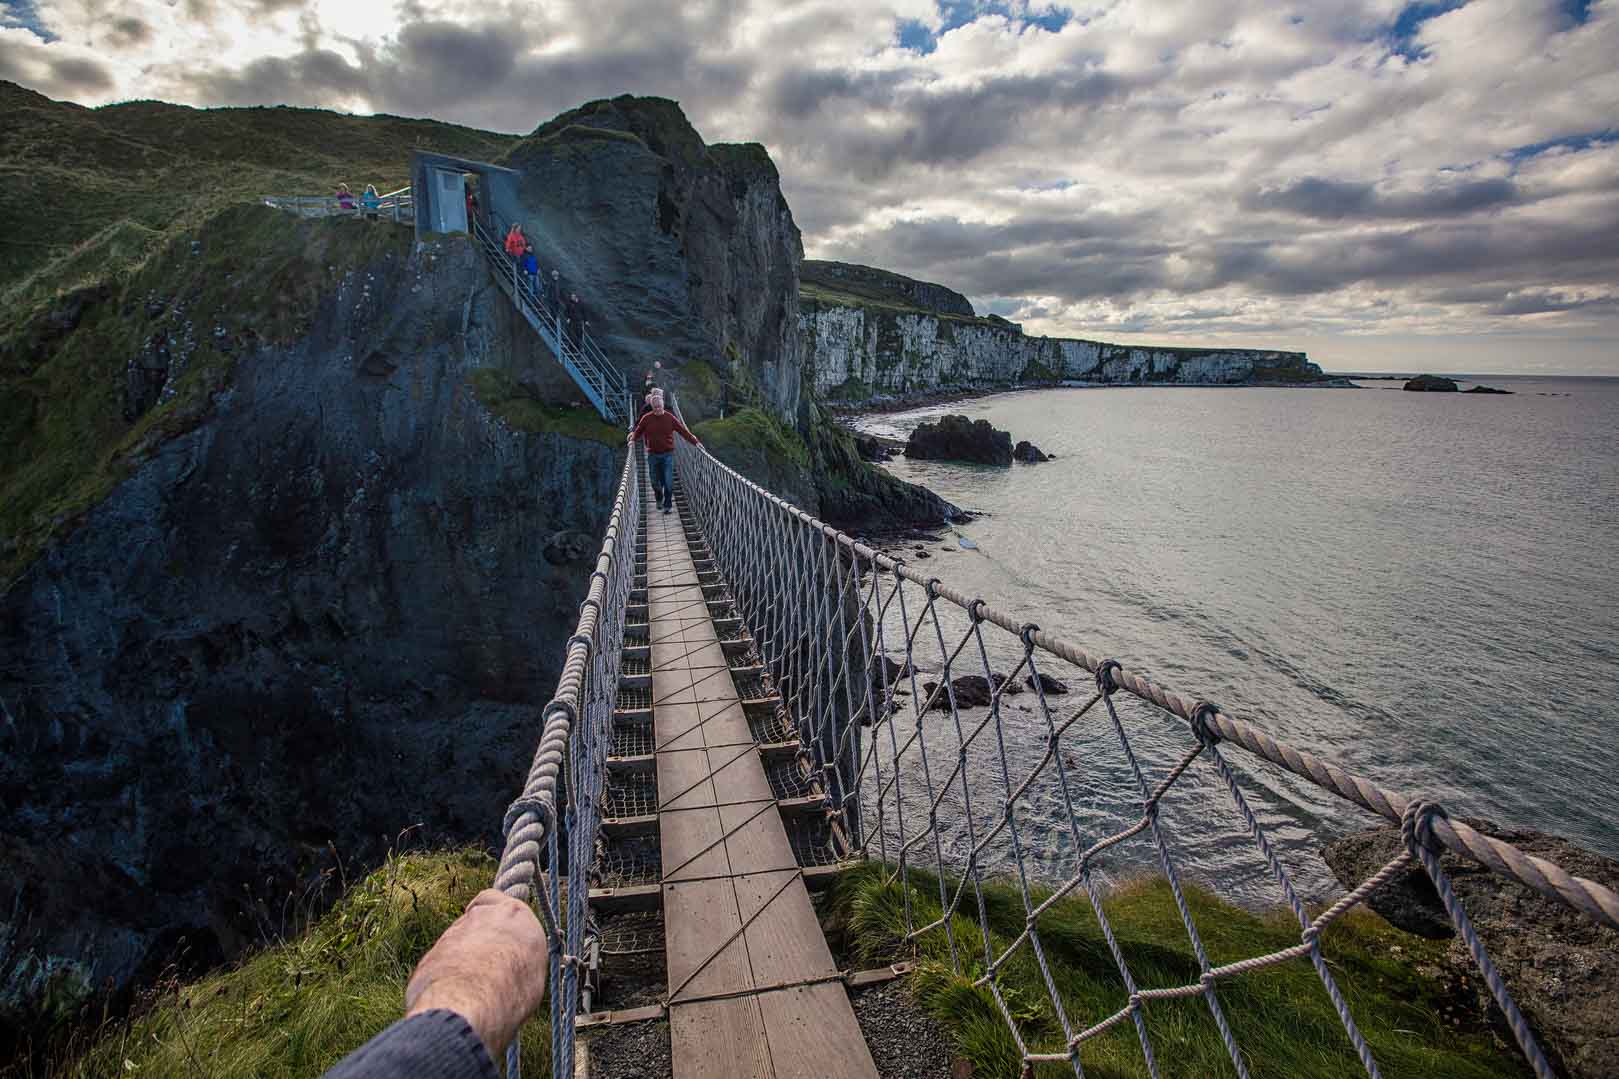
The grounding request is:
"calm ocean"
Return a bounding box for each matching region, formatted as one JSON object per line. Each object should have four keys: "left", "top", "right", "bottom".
{"left": 852, "top": 375, "right": 1619, "bottom": 902}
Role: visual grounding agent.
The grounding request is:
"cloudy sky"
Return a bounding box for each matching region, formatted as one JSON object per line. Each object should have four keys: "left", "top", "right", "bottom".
{"left": 4, "top": 0, "right": 1617, "bottom": 373}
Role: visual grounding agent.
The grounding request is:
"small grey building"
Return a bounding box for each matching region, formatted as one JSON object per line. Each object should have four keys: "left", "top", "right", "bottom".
{"left": 409, "top": 151, "right": 520, "bottom": 241}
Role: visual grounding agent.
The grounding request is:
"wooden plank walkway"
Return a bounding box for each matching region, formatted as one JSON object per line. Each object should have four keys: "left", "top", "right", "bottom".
{"left": 645, "top": 495, "right": 879, "bottom": 1079}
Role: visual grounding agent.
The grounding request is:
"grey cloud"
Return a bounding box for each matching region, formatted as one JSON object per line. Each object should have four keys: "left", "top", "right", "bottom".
{"left": 190, "top": 47, "right": 369, "bottom": 106}
{"left": 1489, "top": 291, "right": 1612, "bottom": 316}
{"left": 105, "top": 16, "right": 152, "bottom": 48}
{"left": 50, "top": 55, "right": 112, "bottom": 91}
{"left": 1245, "top": 175, "right": 1520, "bottom": 220}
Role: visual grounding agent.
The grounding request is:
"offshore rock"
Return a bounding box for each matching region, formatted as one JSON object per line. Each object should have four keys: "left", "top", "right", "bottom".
{"left": 1465, "top": 385, "right": 1514, "bottom": 394}
{"left": 905, "top": 415, "right": 1013, "bottom": 466}
{"left": 1012, "top": 440, "right": 1048, "bottom": 463}
{"left": 1404, "top": 374, "right": 1460, "bottom": 391}
{"left": 1026, "top": 672, "right": 1070, "bottom": 695}
{"left": 0, "top": 240, "right": 620, "bottom": 1038}
{"left": 1322, "top": 820, "right": 1619, "bottom": 1077}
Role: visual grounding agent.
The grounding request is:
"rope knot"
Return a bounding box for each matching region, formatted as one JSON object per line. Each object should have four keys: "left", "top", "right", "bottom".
{"left": 1189, "top": 701, "right": 1222, "bottom": 746}
{"left": 1095, "top": 659, "right": 1122, "bottom": 697}
{"left": 969, "top": 598, "right": 988, "bottom": 624}
{"left": 925, "top": 577, "right": 944, "bottom": 599}
{"left": 1200, "top": 971, "right": 1216, "bottom": 990}
{"left": 1127, "top": 992, "right": 1142, "bottom": 1012}
{"left": 502, "top": 792, "right": 556, "bottom": 841}
{"left": 1400, "top": 798, "right": 1447, "bottom": 856}
{"left": 1301, "top": 924, "right": 1321, "bottom": 946}
{"left": 1019, "top": 622, "right": 1041, "bottom": 650}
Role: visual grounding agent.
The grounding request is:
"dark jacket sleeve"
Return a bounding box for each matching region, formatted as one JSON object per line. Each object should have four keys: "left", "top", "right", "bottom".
{"left": 322, "top": 1009, "right": 498, "bottom": 1079}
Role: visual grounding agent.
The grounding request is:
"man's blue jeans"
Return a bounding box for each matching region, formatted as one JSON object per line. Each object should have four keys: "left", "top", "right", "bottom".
{"left": 649, "top": 451, "right": 674, "bottom": 510}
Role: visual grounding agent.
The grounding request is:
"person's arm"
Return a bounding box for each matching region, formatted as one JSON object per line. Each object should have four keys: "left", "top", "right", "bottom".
{"left": 626, "top": 414, "right": 646, "bottom": 445}
{"left": 322, "top": 890, "right": 548, "bottom": 1079}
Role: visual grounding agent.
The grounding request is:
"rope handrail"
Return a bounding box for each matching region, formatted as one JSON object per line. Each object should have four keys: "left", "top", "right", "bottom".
{"left": 666, "top": 401, "right": 1614, "bottom": 1079}
{"left": 493, "top": 441, "right": 640, "bottom": 1079}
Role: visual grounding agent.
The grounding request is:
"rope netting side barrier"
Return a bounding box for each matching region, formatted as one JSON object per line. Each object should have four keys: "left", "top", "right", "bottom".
{"left": 492, "top": 444, "right": 640, "bottom": 1078}
{"left": 672, "top": 430, "right": 1618, "bottom": 1079}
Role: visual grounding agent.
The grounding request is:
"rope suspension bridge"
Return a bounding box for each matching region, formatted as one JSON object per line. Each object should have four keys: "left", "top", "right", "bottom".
{"left": 490, "top": 405, "right": 1619, "bottom": 1079}
{"left": 263, "top": 186, "right": 1618, "bottom": 1079}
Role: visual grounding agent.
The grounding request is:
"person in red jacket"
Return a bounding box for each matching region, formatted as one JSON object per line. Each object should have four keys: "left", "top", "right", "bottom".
{"left": 627, "top": 391, "right": 700, "bottom": 513}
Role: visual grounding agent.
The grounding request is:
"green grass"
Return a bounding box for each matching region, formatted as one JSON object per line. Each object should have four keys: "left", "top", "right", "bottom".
{"left": 0, "top": 80, "right": 517, "bottom": 307}
{"left": 467, "top": 368, "right": 625, "bottom": 446}
{"left": 826, "top": 862, "right": 1525, "bottom": 1079}
{"left": 0, "top": 204, "right": 411, "bottom": 588}
{"left": 693, "top": 406, "right": 811, "bottom": 469}
{"left": 33, "top": 848, "right": 549, "bottom": 1079}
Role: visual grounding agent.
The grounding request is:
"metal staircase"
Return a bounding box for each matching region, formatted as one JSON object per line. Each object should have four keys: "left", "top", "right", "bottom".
{"left": 472, "top": 217, "right": 633, "bottom": 427}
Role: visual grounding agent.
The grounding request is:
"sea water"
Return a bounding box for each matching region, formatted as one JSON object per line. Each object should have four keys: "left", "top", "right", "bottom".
{"left": 851, "top": 376, "right": 1619, "bottom": 902}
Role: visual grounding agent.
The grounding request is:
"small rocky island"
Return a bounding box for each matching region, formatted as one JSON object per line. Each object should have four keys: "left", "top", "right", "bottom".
{"left": 905, "top": 414, "right": 1014, "bottom": 465}
{"left": 1404, "top": 374, "right": 1514, "bottom": 394}
{"left": 903, "top": 415, "right": 1049, "bottom": 466}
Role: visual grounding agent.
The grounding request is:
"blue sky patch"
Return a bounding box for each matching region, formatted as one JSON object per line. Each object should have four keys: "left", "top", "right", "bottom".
{"left": 1501, "top": 130, "right": 1615, "bottom": 164}
{"left": 1383, "top": 0, "right": 1467, "bottom": 61}
{"left": 897, "top": 1, "right": 1073, "bottom": 55}
{"left": 1, "top": 0, "right": 57, "bottom": 41}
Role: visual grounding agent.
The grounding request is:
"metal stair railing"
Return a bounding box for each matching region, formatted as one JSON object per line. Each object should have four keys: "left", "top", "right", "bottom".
{"left": 472, "top": 216, "right": 632, "bottom": 427}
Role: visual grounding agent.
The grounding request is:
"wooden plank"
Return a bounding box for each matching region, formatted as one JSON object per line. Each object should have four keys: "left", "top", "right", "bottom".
{"left": 732, "top": 870, "right": 837, "bottom": 982}
{"left": 717, "top": 804, "right": 799, "bottom": 876}
{"left": 663, "top": 877, "right": 754, "bottom": 999}
{"left": 754, "top": 983, "right": 879, "bottom": 1079}
{"left": 669, "top": 998, "right": 771, "bottom": 1079}
{"left": 660, "top": 805, "right": 736, "bottom": 883}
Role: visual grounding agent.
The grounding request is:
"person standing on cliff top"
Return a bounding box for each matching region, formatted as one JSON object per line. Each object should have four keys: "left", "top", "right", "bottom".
{"left": 627, "top": 391, "right": 700, "bottom": 514}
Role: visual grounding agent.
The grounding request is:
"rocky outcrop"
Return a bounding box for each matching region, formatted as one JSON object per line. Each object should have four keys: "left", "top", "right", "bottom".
{"left": 0, "top": 236, "right": 625, "bottom": 1040}
{"left": 801, "top": 269, "right": 1328, "bottom": 403}
{"left": 1322, "top": 821, "right": 1619, "bottom": 1078}
{"left": 503, "top": 98, "right": 804, "bottom": 424}
{"left": 1013, "top": 440, "right": 1048, "bottom": 463}
{"left": 1405, "top": 374, "right": 1459, "bottom": 391}
{"left": 905, "top": 415, "right": 1013, "bottom": 466}
{"left": 501, "top": 98, "right": 950, "bottom": 532}
{"left": 801, "top": 260, "right": 975, "bottom": 318}
{"left": 1465, "top": 385, "right": 1514, "bottom": 394}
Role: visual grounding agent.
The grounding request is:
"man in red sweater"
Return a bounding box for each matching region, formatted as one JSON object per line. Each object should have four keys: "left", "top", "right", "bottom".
{"left": 627, "top": 392, "right": 701, "bottom": 513}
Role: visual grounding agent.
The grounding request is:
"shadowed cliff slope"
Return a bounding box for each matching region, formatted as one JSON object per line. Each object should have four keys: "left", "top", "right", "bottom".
{"left": 0, "top": 217, "right": 621, "bottom": 1047}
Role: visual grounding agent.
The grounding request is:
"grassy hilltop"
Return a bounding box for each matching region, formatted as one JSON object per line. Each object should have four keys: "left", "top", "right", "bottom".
{"left": 0, "top": 79, "right": 516, "bottom": 312}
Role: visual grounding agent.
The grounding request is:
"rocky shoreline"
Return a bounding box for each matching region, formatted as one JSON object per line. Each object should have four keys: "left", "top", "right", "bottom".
{"left": 828, "top": 373, "right": 1358, "bottom": 421}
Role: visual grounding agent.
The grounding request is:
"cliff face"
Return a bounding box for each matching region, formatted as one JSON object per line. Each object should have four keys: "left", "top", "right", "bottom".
{"left": 494, "top": 98, "right": 805, "bottom": 424}
{"left": 799, "top": 267, "right": 1322, "bottom": 402}
{"left": 0, "top": 230, "right": 621, "bottom": 1038}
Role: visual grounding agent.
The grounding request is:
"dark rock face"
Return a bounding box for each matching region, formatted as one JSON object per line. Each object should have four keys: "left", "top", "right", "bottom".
{"left": 918, "top": 674, "right": 1021, "bottom": 710}
{"left": 1026, "top": 672, "right": 1070, "bottom": 695}
{"left": 853, "top": 432, "right": 893, "bottom": 462}
{"left": 1322, "top": 820, "right": 1619, "bottom": 1077}
{"left": 905, "top": 415, "right": 1013, "bottom": 466}
{"left": 0, "top": 242, "right": 620, "bottom": 1036}
{"left": 504, "top": 97, "right": 803, "bottom": 425}
{"left": 1465, "top": 385, "right": 1514, "bottom": 394}
{"left": 1404, "top": 374, "right": 1460, "bottom": 391}
{"left": 1012, "top": 440, "right": 1048, "bottom": 463}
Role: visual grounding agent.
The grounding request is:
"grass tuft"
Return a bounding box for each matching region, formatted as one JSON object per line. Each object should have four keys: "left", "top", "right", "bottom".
{"left": 827, "top": 862, "right": 1527, "bottom": 1079}
{"left": 467, "top": 367, "right": 625, "bottom": 446}
{"left": 41, "top": 848, "right": 549, "bottom": 1079}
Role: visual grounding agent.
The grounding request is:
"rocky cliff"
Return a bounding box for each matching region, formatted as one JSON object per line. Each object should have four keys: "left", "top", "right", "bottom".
{"left": 0, "top": 215, "right": 624, "bottom": 1043}
{"left": 800, "top": 264, "right": 1324, "bottom": 402}
{"left": 493, "top": 97, "right": 952, "bottom": 530}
